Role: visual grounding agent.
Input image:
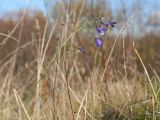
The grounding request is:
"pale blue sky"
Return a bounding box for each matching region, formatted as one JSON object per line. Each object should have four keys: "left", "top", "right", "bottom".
{"left": 0, "top": 0, "right": 159, "bottom": 17}
{"left": 0, "top": 0, "right": 46, "bottom": 14}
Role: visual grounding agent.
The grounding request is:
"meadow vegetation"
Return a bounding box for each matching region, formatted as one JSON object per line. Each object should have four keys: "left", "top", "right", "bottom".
{"left": 0, "top": 0, "right": 160, "bottom": 120}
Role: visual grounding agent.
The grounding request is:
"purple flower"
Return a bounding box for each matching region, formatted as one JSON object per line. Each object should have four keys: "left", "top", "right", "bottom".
{"left": 79, "top": 47, "right": 85, "bottom": 53}
{"left": 107, "top": 21, "right": 117, "bottom": 27}
{"left": 95, "top": 38, "right": 103, "bottom": 47}
{"left": 102, "top": 21, "right": 117, "bottom": 28}
{"left": 96, "top": 27, "right": 107, "bottom": 36}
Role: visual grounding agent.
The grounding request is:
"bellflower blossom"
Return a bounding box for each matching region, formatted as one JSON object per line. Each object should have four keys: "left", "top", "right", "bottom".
{"left": 95, "top": 38, "right": 103, "bottom": 47}
{"left": 105, "top": 21, "right": 117, "bottom": 28}
{"left": 96, "top": 27, "right": 107, "bottom": 36}
{"left": 97, "top": 17, "right": 117, "bottom": 28}
{"left": 78, "top": 16, "right": 117, "bottom": 52}
{"left": 101, "top": 21, "right": 117, "bottom": 28}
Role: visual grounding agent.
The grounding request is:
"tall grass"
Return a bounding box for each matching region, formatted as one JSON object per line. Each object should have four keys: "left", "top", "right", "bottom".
{"left": 0, "top": 0, "right": 160, "bottom": 120}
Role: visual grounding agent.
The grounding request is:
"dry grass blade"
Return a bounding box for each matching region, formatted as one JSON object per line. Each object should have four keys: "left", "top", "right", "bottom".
{"left": 76, "top": 89, "right": 88, "bottom": 120}
{"left": 13, "top": 89, "right": 31, "bottom": 120}
{"left": 55, "top": 61, "right": 93, "bottom": 119}
{"left": 133, "top": 41, "right": 157, "bottom": 99}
